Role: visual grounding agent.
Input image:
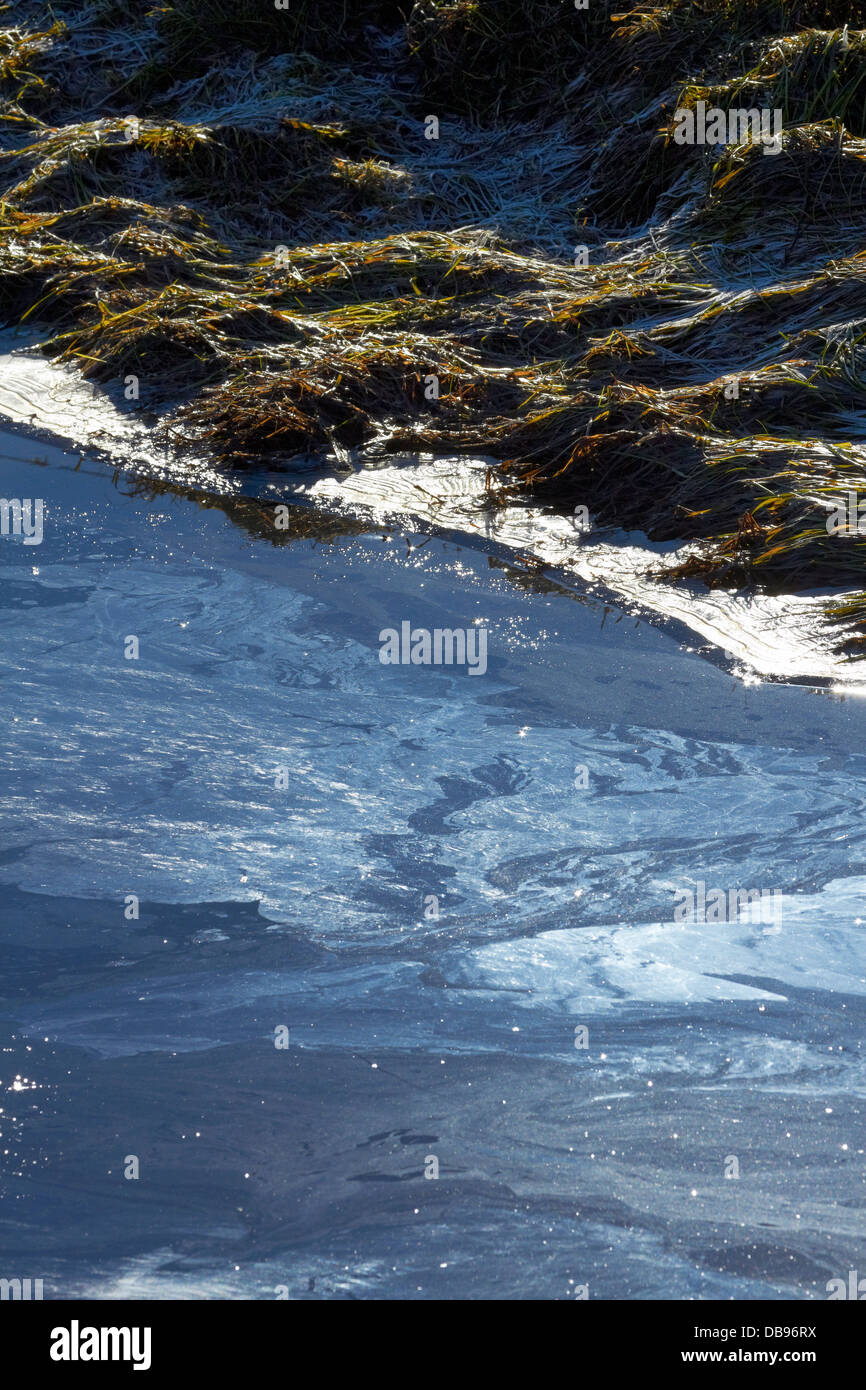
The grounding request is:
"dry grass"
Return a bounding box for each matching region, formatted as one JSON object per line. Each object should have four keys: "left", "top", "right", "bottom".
{"left": 3, "top": 0, "right": 866, "bottom": 649}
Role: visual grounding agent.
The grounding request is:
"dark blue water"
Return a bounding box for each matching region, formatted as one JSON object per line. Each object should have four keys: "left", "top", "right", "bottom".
{"left": 2, "top": 426, "right": 865, "bottom": 1299}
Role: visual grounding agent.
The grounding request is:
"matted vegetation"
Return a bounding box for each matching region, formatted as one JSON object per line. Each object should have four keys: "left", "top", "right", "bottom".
{"left": 4, "top": 1, "right": 866, "bottom": 650}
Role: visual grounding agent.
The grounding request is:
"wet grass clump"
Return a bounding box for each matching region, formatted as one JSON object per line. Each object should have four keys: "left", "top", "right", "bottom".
{"left": 3, "top": 1, "right": 866, "bottom": 650}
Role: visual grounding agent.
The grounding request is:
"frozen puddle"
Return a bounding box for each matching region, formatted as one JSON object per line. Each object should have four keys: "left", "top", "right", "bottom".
{"left": 3, "top": 343, "right": 866, "bottom": 1301}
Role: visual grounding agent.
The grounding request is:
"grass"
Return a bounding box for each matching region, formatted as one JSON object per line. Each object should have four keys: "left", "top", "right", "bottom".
{"left": 3, "top": 1, "right": 866, "bottom": 651}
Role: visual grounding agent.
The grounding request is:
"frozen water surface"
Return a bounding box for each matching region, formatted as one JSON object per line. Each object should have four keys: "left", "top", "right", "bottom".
{"left": 1, "top": 420, "right": 865, "bottom": 1300}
